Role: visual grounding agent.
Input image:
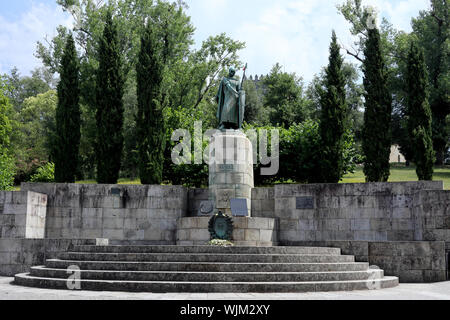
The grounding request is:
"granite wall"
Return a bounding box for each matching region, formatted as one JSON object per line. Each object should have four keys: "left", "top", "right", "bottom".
{"left": 250, "top": 182, "right": 449, "bottom": 244}
{"left": 0, "top": 239, "right": 95, "bottom": 276}
{"left": 0, "top": 191, "right": 47, "bottom": 239}
{"left": 20, "top": 183, "right": 188, "bottom": 244}
{"left": 284, "top": 240, "right": 447, "bottom": 283}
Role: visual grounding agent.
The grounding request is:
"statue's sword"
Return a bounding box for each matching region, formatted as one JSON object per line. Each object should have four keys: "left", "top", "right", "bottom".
{"left": 240, "top": 63, "right": 248, "bottom": 89}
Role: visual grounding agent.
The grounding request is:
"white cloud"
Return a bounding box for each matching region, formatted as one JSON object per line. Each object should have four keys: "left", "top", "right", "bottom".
{"left": 0, "top": 2, "right": 72, "bottom": 76}
{"left": 224, "top": 0, "right": 431, "bottom": 82}
{"left": 1, "top": 0, "right": 431, "bottom": 83}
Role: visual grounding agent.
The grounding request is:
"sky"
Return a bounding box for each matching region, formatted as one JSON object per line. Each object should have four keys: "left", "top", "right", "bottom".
{"left": 0, "top": 0, "right": 431, "bottom": 83}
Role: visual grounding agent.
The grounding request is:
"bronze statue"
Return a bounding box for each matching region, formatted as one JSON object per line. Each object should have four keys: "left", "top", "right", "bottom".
{"left": 216, "top": 66, "right": 246, "bottom": 130}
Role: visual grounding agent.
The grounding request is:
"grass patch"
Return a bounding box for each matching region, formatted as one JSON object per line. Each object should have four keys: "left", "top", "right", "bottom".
{"left": 342, "top": 165, "right": 450, "bottom": 190}
{"left": 76, "top": 178, "right": 142, "bottom": 185}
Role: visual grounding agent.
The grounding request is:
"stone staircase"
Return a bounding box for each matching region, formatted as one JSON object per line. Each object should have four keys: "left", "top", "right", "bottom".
{"left": 14, "top": 245, "right": 399, "bottom": 293}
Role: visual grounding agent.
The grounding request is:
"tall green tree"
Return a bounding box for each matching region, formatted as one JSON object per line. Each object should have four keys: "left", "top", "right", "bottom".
{"left": 406, "top": 41, "right": 435, "bottom": 180}
{"left": 317, "top": 31, "right": 348, "bottom": 183}
{"left": 0, "top": 79, "right": 15, "bottom": 190}
{"left": 412, "top": 0, "right": 449, "bottom": 165}
{"left": 54, "top": 34, "right": 81, "bottom": 183}
{"left": 362, "top": 28, "right": 392, "bottom": 182}
{"left": 95, "top": 11, "right": 124, "bottom": 184}
{"left": 136, "top": 23, "right": 165, "bottom": 185}
{"left": 263, "top": 64, "right": 308, "bottom": 128}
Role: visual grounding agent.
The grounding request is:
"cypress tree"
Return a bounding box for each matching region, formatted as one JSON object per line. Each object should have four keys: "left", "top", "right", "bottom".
{"left": 317, "top": 31, "right": 347, "bottom": 183}
{"left": 95, "top": 11, "right": 124, "bottom": 184}
{"left": 406, "top": 41, "right": 435, "bottom": 180}
{"left": 136, "top": 23, "right": 165, "bottom": 184}
{"left": 54, "top": 34, "right": 80, "bottom": 183}
{"left": 361, "top": 28, "right": 392, "bottom": 182}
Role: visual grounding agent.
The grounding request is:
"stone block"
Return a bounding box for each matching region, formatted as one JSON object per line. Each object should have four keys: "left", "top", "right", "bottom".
{"left": 189, "top": 229, "right": 210, "bottom": 241}
{"left": 351, "top": 219, "right": 371, "bottom": 231}
{"left": 260, "top": 229, "right": 274, "bottom": 241}
{"left": 370, "top": 219, "right": 392, "bottom": 231}
{"left": 232, "top": 229, "right": 245, "bottom": 241}
{"left": 244, "top": 229, "right": 260, "bottom": 241}
{"left": 102, "top": 229, "right": 124, "bottom": 240}
{"left": 247, "top": 218, "right": 269, "bottom": 230}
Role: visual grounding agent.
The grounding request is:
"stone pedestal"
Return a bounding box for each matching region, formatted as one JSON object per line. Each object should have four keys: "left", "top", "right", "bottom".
{"left": 176, "top": 217, "right": 278, "bottom": 246}
{"left": 209, "top": 130, "right": 254, "bottom": 217}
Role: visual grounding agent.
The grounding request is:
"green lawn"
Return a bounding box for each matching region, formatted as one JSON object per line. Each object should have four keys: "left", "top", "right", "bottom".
{"left": 13, "top": 165, "right": 449, "bottom": 191}
{"left": 342, "top": 165, "right": 450, "bottom": 190}
{"left": 76, "top": 178, "right": 142, "bottom": 185}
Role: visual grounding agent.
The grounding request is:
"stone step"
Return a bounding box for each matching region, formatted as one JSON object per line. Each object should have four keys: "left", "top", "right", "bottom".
{"left": 46, "top": 259, "right": 370, "bottom": 273}
{"left": 58, "top": 252, "right": 355, "bottom": 263}
{"left": 30, "top": 266, "right": 384, "bottom": 282}
{"left": 14, "top": 273, "right": 399, "bottom": 293}
{"left": 72, "top": 245, "right": 342, "bottom": 255}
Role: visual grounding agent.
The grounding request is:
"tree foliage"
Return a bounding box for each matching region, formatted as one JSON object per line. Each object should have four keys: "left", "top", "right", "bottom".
{"left": 95, "top": 11, "right": 125, "bottom": 184}
{"left": 411, "top": 0, "right": 449, "bottom": 165}
{"left": 37, "top": 1, "right": 245, "bottom": 181}
{"left": 54, "top": 34, "right": 81, "bottom": 183}
{"left": 263, "top": 63, "right": 309, "bottom": 128}
{"left": 362, "top": 28, "right": 392, "bottom": 182}
{"left": 136, "top": 23, "right": 165, "bottom": 185}
{"left": 407, "top": 41, "right": 435, "bottom": 180}
{"left": 316, "top": 31, "right": 348, "bottom": 183}
{"left": 0, "top": 80, "right": 15, "bottom": 190}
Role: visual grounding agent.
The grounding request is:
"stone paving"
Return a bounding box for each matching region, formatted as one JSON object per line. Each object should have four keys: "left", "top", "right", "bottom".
{"left": 1, "top": 277, "right": 449, "bottom": 300}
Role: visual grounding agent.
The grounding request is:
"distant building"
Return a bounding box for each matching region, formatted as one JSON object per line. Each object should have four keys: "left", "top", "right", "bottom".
{"left": 244, "top": 74, "right": 267, "bottom": 93}
{"left": 390, "top": 145, "right": 406, "bottom": 164}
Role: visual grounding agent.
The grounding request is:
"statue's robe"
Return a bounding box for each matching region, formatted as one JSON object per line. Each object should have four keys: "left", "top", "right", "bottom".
{"left": 216, "top": 76, "right": 244, "bottom": 129}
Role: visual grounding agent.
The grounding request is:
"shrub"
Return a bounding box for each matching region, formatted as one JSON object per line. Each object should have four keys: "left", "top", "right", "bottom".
{"left": 30, "top": 162, "right": 55, "bottom": 183}
{"left": 0, "top": 152, "right": 16, "bottom": 190}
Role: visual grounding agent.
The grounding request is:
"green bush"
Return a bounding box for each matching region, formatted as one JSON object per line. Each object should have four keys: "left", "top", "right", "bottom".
{"left": 251, "top": 120, "right": 361, "bottom": 185}
{"left": 30, "top": 162, "right": 55, "bottom": 183}
{"left": 0, "top": 152, "right": 16, "bottom": 190}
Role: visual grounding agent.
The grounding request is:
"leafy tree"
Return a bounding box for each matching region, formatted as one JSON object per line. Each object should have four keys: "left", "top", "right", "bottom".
{"left": 362, "top": 28, "right": 392, "bottom": 182}
{"left": 0, "top": 80, "right": 15, "bottom": 190}
{"left": 263, "top": 64, "right": 308, "bottom": 128}
{"left": 30, "top": 162, "right": 55, "bottom": 183}
{"left": 95, "top": 11, "right": 125, "bottom": 184}
{"left": 37, "top": 1, "right": 245, "bottom": 180}
{"left": 316, "top": 31, "right": 348, "bottom": 183}
{"left": 136, "top": 23, "right": 165, "bottom": 184}
{"left": 17, "top": 90, "right": 57, "bottom": 182}
{"left": 411, "top": 0, "right": 449, "bottom": 165}
{"left": 0, "top": 80, "right": 11, "bottom": 149}
{"left": 54, "top": 34, "right": 81, "bottom": 183}
{"left": 250, "top": 121, "right": 359, "bottom": 186}
{"left": 406, "top": 41, "right": 435, "bottom": 180}
{"left": 3, "top": 67, "right": 54, "bottom": 112}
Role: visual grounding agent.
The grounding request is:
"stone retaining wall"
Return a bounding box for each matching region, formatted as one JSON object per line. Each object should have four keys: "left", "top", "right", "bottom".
{"left": 285, "top": 240, "right": 447, "bottom": 283}
{"left": 0, "top": 191, "right": 47, "bottom": 239}
{"left": 21, "top": 183, "right": 187, "bottom": 243}
{"left": 266, "top": 182, "right": 448, "bottom": 243}
{"left": 0, "top": 239, "right": 95, "bottom": 276}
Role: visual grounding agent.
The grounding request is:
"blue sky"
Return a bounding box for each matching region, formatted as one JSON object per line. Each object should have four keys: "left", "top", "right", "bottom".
{"left": 0, "top": 0, "right": 431, "bottom": 82}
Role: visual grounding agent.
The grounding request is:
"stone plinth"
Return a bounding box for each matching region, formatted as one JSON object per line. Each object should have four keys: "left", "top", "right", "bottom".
{"left": 0, "top": 191, "right": 47, "bottom": 239}
{"left": 176, "top": 217, "right": 278, "bottom": 246}
{"left": 209, "top": 130, "right": 254, "bottom": 217}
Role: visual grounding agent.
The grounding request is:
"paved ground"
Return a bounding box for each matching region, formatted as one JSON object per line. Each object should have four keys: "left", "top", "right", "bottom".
{"left": 0, "top": 277, "right": 449, "bottom": 300}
